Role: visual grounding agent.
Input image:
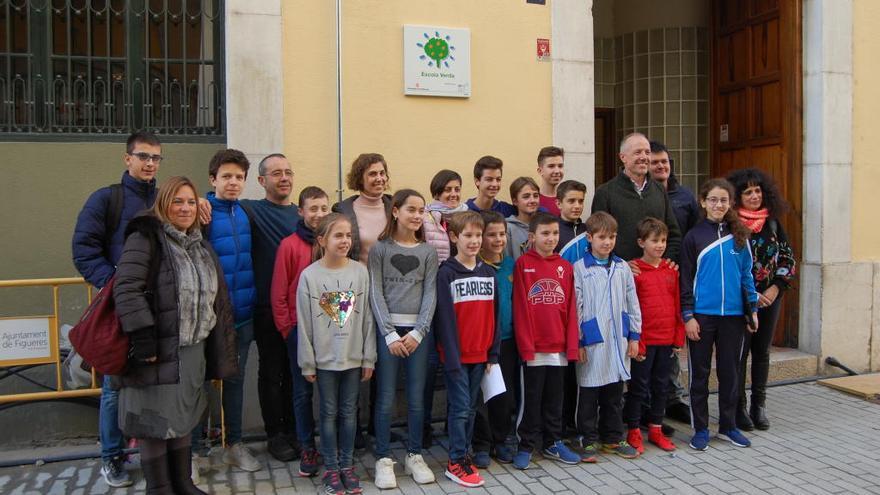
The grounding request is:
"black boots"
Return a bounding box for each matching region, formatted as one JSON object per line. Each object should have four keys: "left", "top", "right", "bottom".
{"left": 750, "top": 404, "right": 770, "bottom": 430}
{"left": 141, "top": 455, "right": 173, "bottom": 495}
{"left": 167, "top": 447, "right": 208, "bottom": 495}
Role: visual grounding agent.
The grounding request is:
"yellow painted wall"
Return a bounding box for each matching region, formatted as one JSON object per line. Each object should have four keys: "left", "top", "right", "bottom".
{"left": 282, "top": 0, "right": 552, "bottom": 204}
{"left": 852, "top": 0, "right": 880, "bottom": 260}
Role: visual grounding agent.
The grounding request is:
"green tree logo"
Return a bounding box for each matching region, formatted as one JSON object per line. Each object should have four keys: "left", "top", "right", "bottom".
{"left": 417, "top": 31, "right": 456, "bottom": 69}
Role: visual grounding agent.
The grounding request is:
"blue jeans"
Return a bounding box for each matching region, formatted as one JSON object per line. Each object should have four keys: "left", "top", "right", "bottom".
{"left": 100, "top": 376, "right": 124, "bottom": 462}
{"left": 444, "top": 363, "right": 485, "bottom": 461}
{"left": 316, "top": 368, "right": 360, "bottom": 471}
{"left": 373, "top": 328, "right": 430, "bottom": 458}
{"left": 192, "top": 320, "right": 254, "bottom": 453}
{"left": 286, "top": 326, "right": 315, "bottom": 449}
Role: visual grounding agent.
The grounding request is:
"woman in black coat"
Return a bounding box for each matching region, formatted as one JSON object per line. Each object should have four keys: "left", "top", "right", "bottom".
{"left": 727, "top": 168, "right": 797, "bottom": 431}
{"left": 113, "top": 176, "right": 237, "bottom": 494}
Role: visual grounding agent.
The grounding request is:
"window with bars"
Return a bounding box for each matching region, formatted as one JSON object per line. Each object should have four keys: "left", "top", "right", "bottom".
{"left": 0, "top": 0, "right": 224, "bottom": 139}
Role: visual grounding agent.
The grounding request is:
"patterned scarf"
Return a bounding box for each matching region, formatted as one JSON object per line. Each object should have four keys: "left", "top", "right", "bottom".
{"left": 738, "top": 207, "right": 770, "bottom": 233}
{"left": 162, "top": 223, "right": 218, "bottom": 346}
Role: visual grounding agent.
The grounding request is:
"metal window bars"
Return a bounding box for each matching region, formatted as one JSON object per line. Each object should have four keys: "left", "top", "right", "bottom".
{"left": 0, "top": 0, "right": 224, "bottom": 139}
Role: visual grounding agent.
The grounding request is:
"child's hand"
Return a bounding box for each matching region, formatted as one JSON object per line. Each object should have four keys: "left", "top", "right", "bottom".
{"left": 485, "top": 363, "right": 495, "bottom": 372}
{"left": 400, "top": 335, "right": 419, "bottom": 354}
{"left": 685, "top": 319, "right": 701, "bottom": 341}
{"left": 305, "top": 374, "right": 317, "bottom": 383}
{"left": 748, "top": 312, "right": 759, "bottom": 333}
{"left": 626, "top": 340, "right": 639, "bottom": 358}
{"left": 361, "top": 368, "right": 374, "bottom": 382}
{"left": 389, "top": 340, "right": 410, "bottom": 357}
{"left": 672, "top": 346, "right": 682, "bottom": 353}
{"left": 578, "top": 347, "right": 587, "bottom": 363}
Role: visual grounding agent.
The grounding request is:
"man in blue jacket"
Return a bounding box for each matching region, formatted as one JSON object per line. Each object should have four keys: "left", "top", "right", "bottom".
{"left": 71, "top": 131, "right": 162, "bottom": 488}
{"left": 191, "top": 149, "right": 260, "bottom": 475}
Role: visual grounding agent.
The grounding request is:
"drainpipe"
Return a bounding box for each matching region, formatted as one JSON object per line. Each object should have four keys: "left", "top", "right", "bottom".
{"left": 336, "top": 0, "right": 344, "bottom": 203}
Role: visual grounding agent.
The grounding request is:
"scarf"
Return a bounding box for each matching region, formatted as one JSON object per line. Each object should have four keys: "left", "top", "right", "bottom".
{"left": 162, "top": 223, "right": 218, "bottom": 346}
{"left": 296, "top": 218, "right": 316, "bottom": 245}
{"left": 426, "top": 200, "right": 468, "bottom": 230}
{"left": 738, "top": 207, "right": 770, "bottom": 233}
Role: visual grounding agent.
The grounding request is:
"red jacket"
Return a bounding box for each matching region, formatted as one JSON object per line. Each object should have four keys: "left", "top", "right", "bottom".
{"left": 513, "top": 250, "right": 579, "bottom": 362}
{"left": 271, "top": 233, "right": 313, "bottom": 339}
{"left": 632, "top": 259, "right": 686, "bottom": 355}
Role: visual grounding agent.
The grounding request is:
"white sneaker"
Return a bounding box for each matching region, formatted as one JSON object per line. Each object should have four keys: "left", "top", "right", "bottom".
{"left": 405, "top": 453, "right": 435, "bottom": 484}
{"left": 374, "top": 457, "right": 397, "bottom": 489}
{"left": 223, "top": 443, "right": 262, "bottom": 472}
{"left": 191, "top": 455, "right": 202, "bottom": 485}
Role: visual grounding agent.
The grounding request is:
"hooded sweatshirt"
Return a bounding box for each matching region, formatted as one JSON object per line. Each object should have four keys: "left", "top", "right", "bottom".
{"left": 481, "top": 254, "right": 515, "bottom": 341}
{"left": 433, "top": 257, "right": 500, "bottom": 372}
{"left": 271, "top": 219, "right": 316, "bottom": 338}
{"left": 504, "top": 216, "right": 531, "bottom": 261}
{"left": 512, "top": 250, "right": 579, "bottom": 362}
{"left": 296, "top": 259, "right": 376, "bottom": 375}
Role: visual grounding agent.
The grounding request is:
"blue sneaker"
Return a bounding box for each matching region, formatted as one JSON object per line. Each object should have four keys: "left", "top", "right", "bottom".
{"left": 512, "top": 450, "right": 531, "bottom": 470}
{"left": 472, "top": 451, "right": 491, "bottom": 469}
{"left": 493, "top": 443, "right": 514, "bottom": 464}
{"left": 542, "top": 440, "right": 581, "bottom": 465}
{"left": 689, "top": 429, "right": 710, "bottom": 451}
{"left": 717, "top": 428, "right": 751, "bottom": 448}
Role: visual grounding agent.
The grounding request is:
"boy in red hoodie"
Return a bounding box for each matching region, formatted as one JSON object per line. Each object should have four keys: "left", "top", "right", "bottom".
{"left": 270, "top": 186, "right": 330, "bottom": 477}
{"left": 512, "top": 212, "right": 582, "bottom": 469}
{"left": 622, "top": 218, "right": 685, "bottom": 453}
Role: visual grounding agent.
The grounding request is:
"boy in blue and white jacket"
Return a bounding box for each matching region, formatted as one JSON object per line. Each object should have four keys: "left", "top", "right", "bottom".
{"left": 573, "top": 212, "right": 642, "bottom": 461}
{"left": 194, "top": 149, "right": 260, "bottom": 471}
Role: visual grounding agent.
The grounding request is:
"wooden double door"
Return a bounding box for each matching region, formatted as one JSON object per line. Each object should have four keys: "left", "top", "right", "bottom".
{"left": 711, "top": 0, "right": 802, "bottom": 346}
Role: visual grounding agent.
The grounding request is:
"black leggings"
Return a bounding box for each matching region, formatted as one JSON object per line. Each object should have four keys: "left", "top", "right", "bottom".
{"left": 687, "top": 315, "right": 745, "bottom": 432}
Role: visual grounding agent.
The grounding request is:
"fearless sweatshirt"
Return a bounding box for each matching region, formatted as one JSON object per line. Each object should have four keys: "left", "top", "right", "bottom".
{"left": 433, "top": 257, "right": 500, "bottom": 372}
{"left": 513, "top": 249, "right": 579, "bottom": 362}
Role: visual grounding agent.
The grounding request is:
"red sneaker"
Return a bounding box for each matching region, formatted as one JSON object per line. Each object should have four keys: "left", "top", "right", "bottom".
{"left": 648, "top": 424, "right": 676, "bottom": 451}
{"left": 445, "top": 459, "right": 485, "bottom": 488}
{"left": 627, "top": 428, "right": 645, "bottom": 454}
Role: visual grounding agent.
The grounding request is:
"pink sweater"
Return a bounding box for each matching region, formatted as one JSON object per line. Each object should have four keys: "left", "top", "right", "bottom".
{"left": 271, "top": 233, "right": 313, "bottom": 339}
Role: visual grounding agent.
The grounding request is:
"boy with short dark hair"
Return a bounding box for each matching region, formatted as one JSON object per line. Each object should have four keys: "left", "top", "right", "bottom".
{"left": 621, "top": 218, "right": 684, "bottom": 454}
{"left": 271, "top": 186, "right": 331, "bottom": 477}
{"left": 573, "top": 211, "right": 642, "bottom": 461}
{"left": 465, "top": 156, "right": 516, "bottom": 217}
{"left": 196, "top": 148, "right": 260, "bottom": 472}
{"left": 536, "top": 146, "right": 565, "bottom": 216}
{"left": 555, "top": 180, "right": 588, "bottom": 254}
{"left": 435, "top": 211, "right": 500, "bottom": 488}
{"left": 512, "top": 213, "right": 581, "bottom": 469}
{"left": 471, "top": 211, "right": 518, "bottom": 467}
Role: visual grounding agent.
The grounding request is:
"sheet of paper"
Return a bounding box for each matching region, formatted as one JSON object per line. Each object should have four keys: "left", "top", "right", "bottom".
{"left": 481, "top": 364, "right": 507, "bottom": 403}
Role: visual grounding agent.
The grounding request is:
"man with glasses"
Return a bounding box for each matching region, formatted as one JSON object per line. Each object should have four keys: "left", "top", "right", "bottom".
{"left": 71, "top": 131, "right": 163, "bottom": 488}
{"left": 200, "top": 153, "right": 302, "bottom": 462}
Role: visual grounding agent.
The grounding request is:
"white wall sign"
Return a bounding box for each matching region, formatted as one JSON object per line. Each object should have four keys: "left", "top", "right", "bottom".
{"left": 0, "top": 318, "right": 53, "bottom": 364}
{"left": 404, "top": 25, "right": 471, "bottom": 98}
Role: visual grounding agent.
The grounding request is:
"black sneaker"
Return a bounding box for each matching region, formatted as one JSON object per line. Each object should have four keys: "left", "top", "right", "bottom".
{"left": 284, "top": 433, "right": 303, "bottom": 459}
{"left": 101, "top": 456, "right": 133, "bottom": 488}
{"left": 268, "top": 435, "right": 298, "bottom": 462}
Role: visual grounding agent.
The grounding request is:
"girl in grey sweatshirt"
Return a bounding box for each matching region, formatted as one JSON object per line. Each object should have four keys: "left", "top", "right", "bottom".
{"left": 296, "top": 213, "right": 375, "bottom": 494}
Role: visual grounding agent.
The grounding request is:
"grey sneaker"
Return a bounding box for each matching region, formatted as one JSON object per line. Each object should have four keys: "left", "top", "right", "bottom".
{"left": 101, "top": 456, "right": 133, "bottom": 488}
{"left": 223, "top": 442, "right": 262, "bottom": 472}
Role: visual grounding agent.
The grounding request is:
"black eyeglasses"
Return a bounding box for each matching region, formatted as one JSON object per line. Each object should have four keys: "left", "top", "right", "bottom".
{"left": 129, "top": 152, "right": 163, "bottom": 163}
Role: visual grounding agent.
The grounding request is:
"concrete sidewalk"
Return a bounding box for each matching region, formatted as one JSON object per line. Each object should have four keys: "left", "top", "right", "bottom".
{"left": 1, "top": 382, "right": 879, "bottom": 494}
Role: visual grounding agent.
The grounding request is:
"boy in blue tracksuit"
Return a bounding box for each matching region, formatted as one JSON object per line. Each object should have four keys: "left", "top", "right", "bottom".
{"left": 193, "top": 149, "right": 260, "bottom": 472}
{"left": 679, "top": 179, "right": 758, "bottom": 452}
